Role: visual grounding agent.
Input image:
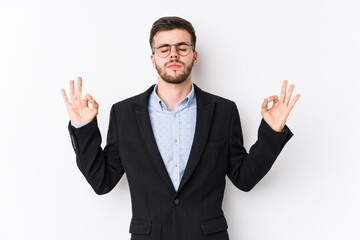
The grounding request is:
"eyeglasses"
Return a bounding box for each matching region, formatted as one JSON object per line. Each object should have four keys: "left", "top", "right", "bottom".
{"left": 153, "top": 42, "right": 194, "bottom": 58}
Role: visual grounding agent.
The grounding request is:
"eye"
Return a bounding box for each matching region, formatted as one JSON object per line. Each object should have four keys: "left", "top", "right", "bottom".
{"left": 177, "top": 43, "right": 190, "bottom": 51}
{"left": 157, "top": 46, "right": 169, "bottom": 52}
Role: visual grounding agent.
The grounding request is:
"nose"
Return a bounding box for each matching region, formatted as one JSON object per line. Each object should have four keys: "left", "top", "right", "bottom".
{"left": 169, "top": 45, "right": 179, "bottom": 59}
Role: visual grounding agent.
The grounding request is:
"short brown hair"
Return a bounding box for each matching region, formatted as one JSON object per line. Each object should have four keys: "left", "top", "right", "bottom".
{"left": 149, "top": 16, "right": 197, "bottom": 52}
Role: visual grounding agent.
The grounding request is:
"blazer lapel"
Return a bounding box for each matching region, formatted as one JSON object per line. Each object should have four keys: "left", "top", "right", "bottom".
{"left": 177, "top": 84, "right": 215, "bottom": 193}
{"left": 134, "top": 83, "right": 215, "bottom": 194}
{"left": 134, "top": 84, "right": 176, "bottom": 193}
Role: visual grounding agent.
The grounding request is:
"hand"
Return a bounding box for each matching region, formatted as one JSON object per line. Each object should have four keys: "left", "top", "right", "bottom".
{"left": 261, "top": 80, "right": 300, "bottom": 132}
{"left": 61, "top": 76, "right": 99, "bottom": 125}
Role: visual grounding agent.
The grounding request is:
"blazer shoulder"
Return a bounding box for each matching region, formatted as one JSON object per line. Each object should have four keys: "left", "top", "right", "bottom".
{"left": 112, "top": 84, "right": 155, "bottom": 111}
{"left": 198, "top": 86, "right": 235, "bottom": 109}
{"left": 112, "top": 94, "right": 140, "bottom": 107}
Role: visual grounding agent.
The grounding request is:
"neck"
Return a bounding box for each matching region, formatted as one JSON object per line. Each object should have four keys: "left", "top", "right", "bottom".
{"left": 156, "top": 75, "right": 192, "bottom": 111}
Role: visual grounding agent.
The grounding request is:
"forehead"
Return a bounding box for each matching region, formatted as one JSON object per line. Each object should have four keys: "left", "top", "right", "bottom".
{"left": 153, "top": 29, "right": 191, "bottom": 45}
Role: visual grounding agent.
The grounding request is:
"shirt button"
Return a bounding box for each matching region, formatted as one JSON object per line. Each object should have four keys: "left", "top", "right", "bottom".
{"left": 174, "top": 114, "right": 176, "bottom": 118}
{"left": 174, "top": 199, "right": 179, "bottom": 205}
{"left": 174, "top": 138, "right": 178, "bottom": 143}
{"left": 175, "top": 164, "right": 178, "bottom": 168}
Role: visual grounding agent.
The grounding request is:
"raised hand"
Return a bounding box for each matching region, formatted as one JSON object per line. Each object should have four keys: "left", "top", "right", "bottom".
{"left": 61, "top": 76, "right": 99, "bottom": 125}
{"left": 261, "top": 80, "right": 300, "bottom": 132}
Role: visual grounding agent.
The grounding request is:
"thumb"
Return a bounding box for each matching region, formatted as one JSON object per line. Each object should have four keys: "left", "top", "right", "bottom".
{"left": 90, "top": 98, "right": 99, "bottom": 113}
{"left": 261, "top": 99, "right": 268, "bottom": 114}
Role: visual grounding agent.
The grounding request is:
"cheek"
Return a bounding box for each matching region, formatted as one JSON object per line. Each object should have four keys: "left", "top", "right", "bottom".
{"left": 185, "top": 58, "right": 195, "bottom": 67}
{"left": 179, "top": 55, "right": 191, "bottom": 64}
{"left": 158, "top": 60, "right": 167, "bottom": 68}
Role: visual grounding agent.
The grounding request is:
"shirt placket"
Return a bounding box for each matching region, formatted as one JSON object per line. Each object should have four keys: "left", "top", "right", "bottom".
{"left": 172, "top": 110, "right": 181, "bottom": 191}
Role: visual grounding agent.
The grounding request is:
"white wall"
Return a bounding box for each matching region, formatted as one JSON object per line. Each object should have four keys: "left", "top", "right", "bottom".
{"left": 1, "top": 0, "right": 359, "bottom": 239}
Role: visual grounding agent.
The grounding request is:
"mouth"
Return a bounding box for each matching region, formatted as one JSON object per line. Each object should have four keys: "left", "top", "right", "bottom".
{"left": 167, "top": 63, "right": 182, "bottom": 69}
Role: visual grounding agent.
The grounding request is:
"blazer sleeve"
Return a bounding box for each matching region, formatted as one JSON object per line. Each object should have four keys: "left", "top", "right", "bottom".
{"left": 68, "top": 105, "right": 125, "bottom": 195}
{"left": 227, "top": 102, "right": 293, "bottom": 192}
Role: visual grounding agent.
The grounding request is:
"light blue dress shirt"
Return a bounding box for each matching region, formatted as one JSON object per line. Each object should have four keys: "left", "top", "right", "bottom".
{"left": 148, "top": 84, "right": 197, "bottom": 191}
{"left": 71, "top": 83, "right": 197, "bottom": 191}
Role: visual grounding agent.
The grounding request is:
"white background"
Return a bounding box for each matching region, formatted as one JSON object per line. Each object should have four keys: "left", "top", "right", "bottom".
{"left": 1, "top": 0, "right": 359, "bottom": 239}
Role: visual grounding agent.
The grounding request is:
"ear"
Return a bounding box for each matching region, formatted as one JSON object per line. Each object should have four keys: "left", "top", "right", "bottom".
{"left": 151, "top": 54, "right": 156, "bottom": 68}
{"left": 193, "top": 50, "right": 198, "bottom": 66}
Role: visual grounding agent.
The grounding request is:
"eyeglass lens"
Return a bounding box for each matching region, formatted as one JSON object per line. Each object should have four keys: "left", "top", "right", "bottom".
{"left": 155, "top": 43, "right": 191, "bottom": 58}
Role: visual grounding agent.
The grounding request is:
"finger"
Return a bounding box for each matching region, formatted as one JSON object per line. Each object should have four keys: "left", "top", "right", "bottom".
{"left": 261, "top": 98, "right": 268, "bottom": 114}
{"left": 82, "top": 93, "right": 93, "bottom": 108}
{"left": 280, "top": 80, "right": 288, "bottom": 103}
{"left": 289, "top": 94, "right": 300, "bottom": 111}
{"left": 76, "top": 76, "right": 82, "bottom": 103}
{"left": 91, "top": 98, "right": 99, "bottom": 112}
{"left": 285, "top": 84, "right": 294, "bottom": 105}
{"left": 88, "top": 98, "right": 99, "bottom": 115}
{"left": 61, "top": 89, "right": 71, "bottom": 106}
{"left": 267, "top": 95, "right": 279, "bottom": 104}
{"left": 69, "top": 80, "right": 76, "bottom": 103}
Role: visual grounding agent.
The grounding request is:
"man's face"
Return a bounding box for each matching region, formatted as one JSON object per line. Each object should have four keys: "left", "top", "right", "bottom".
{"left": 151, "top": 29, "right": 198, "bottom": 84}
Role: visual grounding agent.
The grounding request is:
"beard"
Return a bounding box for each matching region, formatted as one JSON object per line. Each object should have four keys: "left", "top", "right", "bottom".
{"left": 155, "top": 59, "right": 194, "bottom": 84}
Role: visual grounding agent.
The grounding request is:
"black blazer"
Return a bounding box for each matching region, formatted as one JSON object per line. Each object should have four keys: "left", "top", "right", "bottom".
{"left": 68, "top": 83, "right": 293, "bottom": 240}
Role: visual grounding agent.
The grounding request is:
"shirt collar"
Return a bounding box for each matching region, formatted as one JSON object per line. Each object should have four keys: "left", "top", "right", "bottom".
{"left": 149, "top": 83, "right": 195, "bottom": 111}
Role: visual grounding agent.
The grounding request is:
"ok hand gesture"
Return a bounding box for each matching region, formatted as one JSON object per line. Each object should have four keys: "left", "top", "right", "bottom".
{"left": 261, "top": 80, "right": 300, "bottom": 132}
{"left": 61, "top": 76, "right": 99, "bottom": 125}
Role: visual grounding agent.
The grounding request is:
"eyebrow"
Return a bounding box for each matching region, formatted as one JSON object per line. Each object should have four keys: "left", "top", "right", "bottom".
{"left": 157, "top": 44, "right": 170, "bottom": 48}
{"left": 156, "top": 42, "right": 189, "bottom": 48}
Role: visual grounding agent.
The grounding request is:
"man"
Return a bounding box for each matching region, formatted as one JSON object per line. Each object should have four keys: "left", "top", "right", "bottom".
{"left": 61, "top": 16, "right": 300, "bottom": 240}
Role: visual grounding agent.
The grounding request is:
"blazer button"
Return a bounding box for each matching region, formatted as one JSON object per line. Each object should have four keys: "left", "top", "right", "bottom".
{"left": 174, "top": 199, "right": 179, "bottom": 205}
